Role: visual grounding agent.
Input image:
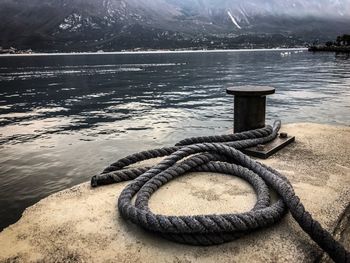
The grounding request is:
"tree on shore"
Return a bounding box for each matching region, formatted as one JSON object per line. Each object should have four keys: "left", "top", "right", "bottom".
{"left": 336, "top": 34, "right": 350, "bottom": 46}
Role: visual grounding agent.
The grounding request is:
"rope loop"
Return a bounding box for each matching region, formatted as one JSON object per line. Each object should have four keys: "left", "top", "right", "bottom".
{"left": 91, "top": 121, "right": 349, "bottom": 262}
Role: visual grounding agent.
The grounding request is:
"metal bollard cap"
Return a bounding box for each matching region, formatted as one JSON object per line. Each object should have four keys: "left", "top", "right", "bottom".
{"left": 226, "top": 86, "right": 275, "bottom": 96}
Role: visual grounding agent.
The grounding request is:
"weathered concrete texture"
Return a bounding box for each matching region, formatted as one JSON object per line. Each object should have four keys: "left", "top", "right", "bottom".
{"left": 0, "top": 123, "right": 349, "bottom": 263}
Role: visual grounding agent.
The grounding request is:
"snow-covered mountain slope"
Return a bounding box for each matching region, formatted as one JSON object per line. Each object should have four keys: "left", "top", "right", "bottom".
{"left": 0, "top": 0, "right": 349, "bottom": 51}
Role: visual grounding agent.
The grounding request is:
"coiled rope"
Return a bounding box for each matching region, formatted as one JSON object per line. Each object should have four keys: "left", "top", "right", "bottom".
{"left": 91, "top": 121, "right": 349, "bottom": 262}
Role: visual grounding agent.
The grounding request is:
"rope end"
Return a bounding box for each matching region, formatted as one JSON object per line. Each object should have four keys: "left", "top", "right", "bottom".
{"left": 91, "top": 175, "right": 99, "bottom": 188}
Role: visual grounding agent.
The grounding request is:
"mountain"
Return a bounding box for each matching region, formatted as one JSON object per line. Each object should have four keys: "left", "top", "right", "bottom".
{"left": 0, "top": 0, "right": 349, "bottom": 52}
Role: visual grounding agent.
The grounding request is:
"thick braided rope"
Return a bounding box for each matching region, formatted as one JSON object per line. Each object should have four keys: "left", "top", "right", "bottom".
{"left": 91, "top": 121, "right": 349, "bottom": 262}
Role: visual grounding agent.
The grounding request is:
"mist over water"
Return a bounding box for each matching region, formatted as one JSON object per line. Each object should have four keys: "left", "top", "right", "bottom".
{"left": 0, "top": 49, "right": 349, "bottom": 230}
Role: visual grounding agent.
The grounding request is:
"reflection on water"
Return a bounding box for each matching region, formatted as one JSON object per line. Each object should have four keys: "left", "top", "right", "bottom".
{"left": 0, "top": 50, "right": 349, "bottom": 230}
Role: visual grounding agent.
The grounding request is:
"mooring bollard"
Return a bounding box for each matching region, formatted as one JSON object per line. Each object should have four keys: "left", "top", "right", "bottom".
{"left": 226, "top": 85, "right": 275, "bottom": 133}
{"left": 226, "top": 85, "right": 295, "bottom": 159}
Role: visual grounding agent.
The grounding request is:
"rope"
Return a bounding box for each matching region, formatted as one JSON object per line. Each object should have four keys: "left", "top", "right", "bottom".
{"left": 91, "top": 121, "right": 349, "bottom": 262}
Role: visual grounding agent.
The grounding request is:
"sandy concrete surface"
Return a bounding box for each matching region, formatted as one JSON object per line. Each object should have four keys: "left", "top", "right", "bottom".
{"left": 0, "top": 123, "right": 349, "bottom": 263}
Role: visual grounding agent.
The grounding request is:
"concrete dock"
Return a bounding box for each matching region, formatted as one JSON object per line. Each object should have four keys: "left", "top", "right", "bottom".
{"left": 0, "top": 123, "right": 349, "bottom": 263}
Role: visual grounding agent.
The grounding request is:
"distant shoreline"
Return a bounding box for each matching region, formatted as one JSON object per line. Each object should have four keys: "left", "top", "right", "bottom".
{"left": 0, "top": 47, "right": 307, "bottom": 57}
{"left": 308, "top": 45, "right": 350, "bottom": 53}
